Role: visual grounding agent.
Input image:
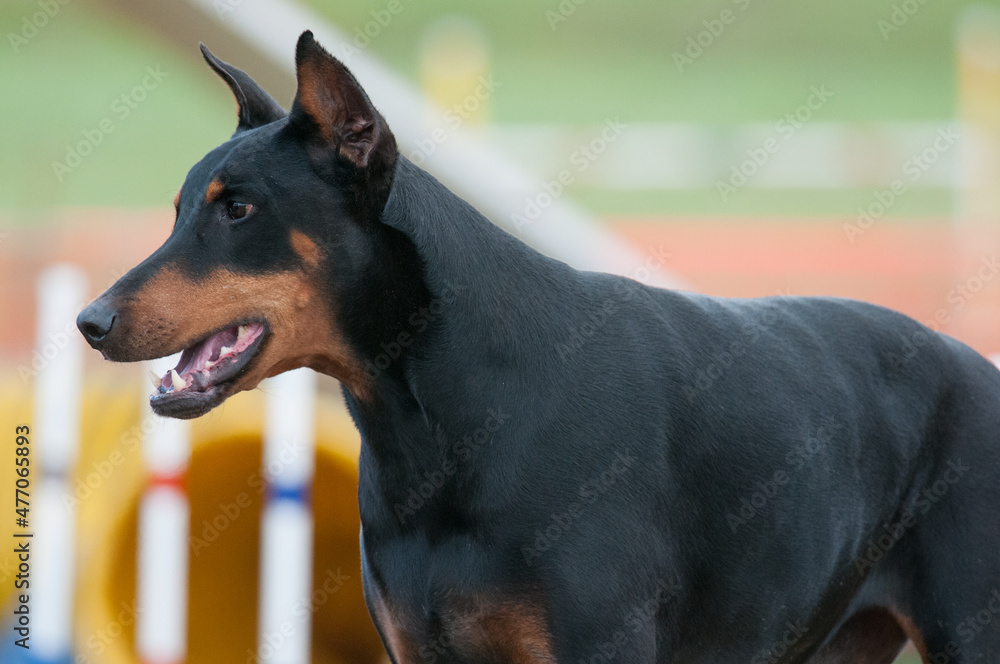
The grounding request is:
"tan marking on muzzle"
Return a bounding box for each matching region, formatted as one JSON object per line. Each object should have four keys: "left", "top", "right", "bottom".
{"left": 120, "top": 265, "right": 370, "bottom": 399}
{"left": 173, "top": 189, "right": 181, "bottom": 209}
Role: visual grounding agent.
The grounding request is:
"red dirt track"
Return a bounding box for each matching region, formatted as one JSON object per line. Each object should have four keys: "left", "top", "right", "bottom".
{"left": 611, "top": 216, "right": 1000, "bottom": 359}
{"left": 3, "top": 211, "right": 998, "bottom": 363}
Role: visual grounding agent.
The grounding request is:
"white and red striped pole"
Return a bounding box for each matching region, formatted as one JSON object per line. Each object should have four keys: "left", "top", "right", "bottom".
{"left": 32, "top": 265, "right": 87, "bottom": 664}
{"left": 257, "top": 368, "right": 316, "bottom": 664}
{"left": 135, "top": 354, "right": 191, "bottom": 664}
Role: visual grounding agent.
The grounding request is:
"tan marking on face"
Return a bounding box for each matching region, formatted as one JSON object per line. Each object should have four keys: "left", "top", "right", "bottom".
{"left": 205, "top": 179, "right": 225, "bottom": 203}
{"left": 119, "top": 265, "right": 370, "bottom": 400}
{"left": 173, "top": 189, "right": 181, "bottom": 209}
{"left": 290, "top": 230, "right": 321, "bottom": 270}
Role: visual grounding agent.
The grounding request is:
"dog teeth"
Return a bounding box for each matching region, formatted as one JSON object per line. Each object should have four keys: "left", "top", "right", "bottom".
{"left": 170, "top": 369, "right": 187, "bottom": 390}
{"left": 219, "top": 346, "right": 232, "bottom": 358}
{"left": 148, "top": 370, "right": 162, "bottom": 389}
{"left": 204, "top": 359, "right": 215, "bottom": 370}
{"left": 237, "top": 325, "right": 248, "bottom": 339}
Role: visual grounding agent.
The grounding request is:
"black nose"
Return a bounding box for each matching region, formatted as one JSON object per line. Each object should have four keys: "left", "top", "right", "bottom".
{"left": 77, "top": 301, "right": 116, "bottom": 349}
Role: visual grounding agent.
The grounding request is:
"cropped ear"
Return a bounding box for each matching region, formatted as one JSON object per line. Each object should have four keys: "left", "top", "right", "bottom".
{"left": 200, "top": 44, "right": 286, "bottom": 134}
{"left": 289, "top": 31, "right": 393, "bottom": 169}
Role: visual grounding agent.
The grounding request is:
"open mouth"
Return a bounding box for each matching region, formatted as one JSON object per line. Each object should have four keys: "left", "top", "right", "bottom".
{"left": 149, "top": 322, "right": 267, "bottom": 419}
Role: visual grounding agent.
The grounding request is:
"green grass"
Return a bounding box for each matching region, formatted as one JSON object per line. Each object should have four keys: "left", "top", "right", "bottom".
{"left": 571, "top": 187, "right": 955, "bottom": 218}
{"left": 0, "top": 1, "right": 234, "bottom": 213}
{"left": 0, "top": 8, "right": 981, "bottom": 659}
{"left": 2, "top": 0, "right": 995, "bottom": 214}
{"left": 302, "top": 0, "right": 988, "bottom": 123}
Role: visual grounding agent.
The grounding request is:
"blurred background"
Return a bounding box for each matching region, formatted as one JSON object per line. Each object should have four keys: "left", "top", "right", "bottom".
{"left": 3, "top": 0, "right": 1000, "bottom": 662}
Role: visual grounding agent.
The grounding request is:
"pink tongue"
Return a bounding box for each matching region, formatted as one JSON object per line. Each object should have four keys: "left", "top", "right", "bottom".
{"left": 167, "top": 326, "right": 238, "bottom": 385}
{"left": 203, "top": 327, "right": 238, "bottom": 363}
{"left": 159, "top": 323, "right": 264, "bottom": 391}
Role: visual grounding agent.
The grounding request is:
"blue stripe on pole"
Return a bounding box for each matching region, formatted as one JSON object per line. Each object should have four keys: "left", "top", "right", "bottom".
{"left": 268, "top": 484, "right": 310, "bottom": 504}
{"left": 0, "top": 632, "right": 73, "bottom": 664}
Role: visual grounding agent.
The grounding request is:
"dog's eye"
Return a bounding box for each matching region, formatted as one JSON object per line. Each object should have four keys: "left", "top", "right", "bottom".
{"left": 226, "top": 201, "right": 254, "bottom": 221}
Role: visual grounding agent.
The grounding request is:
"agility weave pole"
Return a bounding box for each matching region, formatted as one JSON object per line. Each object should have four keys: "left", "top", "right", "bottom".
{"left": 31, "top": 265, "right": 87, "bottom": 664}
{"left": 136, "top": 366, "right": 318, "bottom": 664}
{"left": 133, "top": 362, "right": 319, "bottom": 663}
{"left": 258, "top": 368, "right": 317, "bottom": 664}
{"left": 136, "top": 354, "right": 191, "bottom": 664}
{"left": 24, "top": 266, "right": 319, "bottom": 663}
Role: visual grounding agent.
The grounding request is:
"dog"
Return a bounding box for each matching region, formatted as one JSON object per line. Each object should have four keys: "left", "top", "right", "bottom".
{"left": 77, "top": 31, "right": 1000, "bottom": 664}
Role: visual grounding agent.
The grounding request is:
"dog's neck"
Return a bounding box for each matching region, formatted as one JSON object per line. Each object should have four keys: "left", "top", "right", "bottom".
{"left": 336, "top": 156, "right": 581, "bottom": 527}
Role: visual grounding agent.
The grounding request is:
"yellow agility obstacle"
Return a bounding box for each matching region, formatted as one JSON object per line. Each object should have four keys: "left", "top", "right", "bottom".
{"left": 0, "top": 375, "right": 386, "bottom": 664}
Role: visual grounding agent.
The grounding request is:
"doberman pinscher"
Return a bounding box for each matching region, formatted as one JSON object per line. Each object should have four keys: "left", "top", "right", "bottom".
{"left": 77, "top": 32, "right": 1000, "bottom": 664}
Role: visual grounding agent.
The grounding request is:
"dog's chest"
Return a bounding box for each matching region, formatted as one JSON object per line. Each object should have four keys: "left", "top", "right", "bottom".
{"left": 370, "top": 588, "right": 556, "bottom": 664}
{"left": 362, "top": 538, "right": 557, "bottom": 663}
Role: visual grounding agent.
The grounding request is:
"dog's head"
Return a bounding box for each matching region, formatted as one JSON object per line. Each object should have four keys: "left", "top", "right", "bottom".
{"left": 77, "top": 32, "right": 401, "bottom": 418}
